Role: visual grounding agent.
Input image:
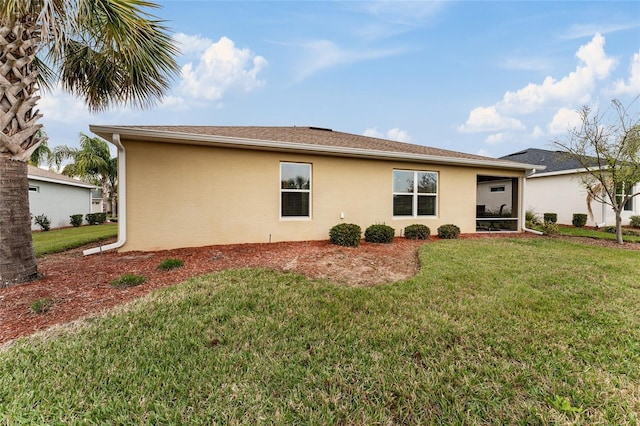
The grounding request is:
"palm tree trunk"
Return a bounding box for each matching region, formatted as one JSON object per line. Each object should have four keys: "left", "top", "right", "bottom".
{"left": 0, "top": 17, "right": 41, "bottom": 287}
{"left": 0, "top": 157, "right": 37, "bottom": 287}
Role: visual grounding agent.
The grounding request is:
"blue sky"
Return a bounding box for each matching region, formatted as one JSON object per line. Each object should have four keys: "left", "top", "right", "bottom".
{"left": 39, "top": 1, "right": 640, "bottom": 159}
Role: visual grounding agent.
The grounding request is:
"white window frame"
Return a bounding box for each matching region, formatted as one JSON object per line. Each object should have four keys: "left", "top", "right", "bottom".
{"left": 392, "top": 169, "right": 438, "bottom": 218}
{"left": 616, "top": 183, "right": 634, "bottom": 211}
{"left": 280, "top": 162, "right": 312, "bottom": 220}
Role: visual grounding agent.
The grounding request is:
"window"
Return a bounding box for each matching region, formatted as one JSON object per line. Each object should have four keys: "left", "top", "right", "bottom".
{"left": 490, "top": 186, "right": 505, "bottom": 192}
{"left": 393, "top": 170, "right": 437, "bottom": 217}
{"left": 616, "top": 183, "right": 634, "bottom": 211}
{"left": 280, "top": 162, "right": 311, "bottom": 218}
{"left": 28, "top": 185, "right": 39, "bottom": 193}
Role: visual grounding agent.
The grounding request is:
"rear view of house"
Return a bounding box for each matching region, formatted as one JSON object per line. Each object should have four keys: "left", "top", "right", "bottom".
{"left": 86, "top": 126, "right": 538, "bottom": 253}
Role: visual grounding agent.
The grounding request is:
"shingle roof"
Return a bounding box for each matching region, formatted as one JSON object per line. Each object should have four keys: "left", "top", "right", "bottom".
{"left": 500, "top": 148, "right": 586, "bottom": 173}
{"left": 28, "top": 165, "right": 95, "bottom": 188}
{"left": 92, "top": 125, "right": 536, "bottom": 170}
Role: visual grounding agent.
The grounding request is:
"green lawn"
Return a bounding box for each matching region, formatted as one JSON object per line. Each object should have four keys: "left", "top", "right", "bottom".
{"left": 2, "top": 238, "right": 639, "bottom": 424}
{"left": 32, "top": 223, "right": 118, "bottom": 257}
{"left": 558, "top": 225, "right": 640, "bottom": 243}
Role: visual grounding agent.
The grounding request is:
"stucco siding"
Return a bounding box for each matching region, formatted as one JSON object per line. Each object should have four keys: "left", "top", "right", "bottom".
{"left": 121, "top": 140, "right": 525, "bottom": 251}
{"left": 526, "top": 174, "right": 639, "bottom": 226}
{"left": 28, "top": 179, "right": 93, "bottom": 230}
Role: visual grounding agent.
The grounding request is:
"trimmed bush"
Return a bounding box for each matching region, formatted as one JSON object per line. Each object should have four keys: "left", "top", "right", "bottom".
{"left": 70, "top": 214, "right": 84, "bottom": 227}
{"left": 329, "top": 223, "right": 361, "bottom": 247}
{"left": 364, "top": 224, "right": 395, "bottom": 243}
{"left": 543, "top": 213, "right": 557, "bottom": 223}
{"left": 85, "top": 213, "right": 108, "bottom": 225}
{"left": 541, "top": 221, "right": 559, "bottom": 235}
{"left": 437, "top": 224, "right": 460, "bottom": 239}
{"left": 110, "top": 273, "right": 147, "bottom": 289}
{"left": 404, "top": 224, "right": 430, "bottom": 240}
{"left": 572, "top": 213, "right": 587, "bottom": 228}
{"left": 34, "top": 214, "right": 51, "bottom": 231}
{"left": 630, "top": 215, "right": 640, "bottom": 229}
{"left": 158, "top": 258, "right": 184, "bottom": 271}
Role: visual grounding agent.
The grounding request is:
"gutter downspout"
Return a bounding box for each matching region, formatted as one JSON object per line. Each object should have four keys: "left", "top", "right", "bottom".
{"left": 522, "top": 169, "right": 543, "bottom": 235}
{"left": 83, "top": 133, "right": 126, "bottom": 255}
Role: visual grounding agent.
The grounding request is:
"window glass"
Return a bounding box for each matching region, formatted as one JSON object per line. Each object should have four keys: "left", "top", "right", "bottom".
{"left": 417, "top": 196, "right": 436, "bottom": 215}
{"left": 417, "top": 172, "right": 437, "bottom": 193}
{"left": 281, "top": 163, "right": 310, "bottom": 189}
{"left": 393, "top": 170, "right": 437, "bottom": 217}
{"left": 393, "top": 171, "right": 414, "bottom": 193}
{"left": 281, "top": 163, "right": 311, "bottom": 218}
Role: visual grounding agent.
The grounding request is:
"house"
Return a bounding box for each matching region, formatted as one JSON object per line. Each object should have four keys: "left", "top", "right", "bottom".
{"left": 84, "top": 126, "right": 539, "bottom": 254}
{"left": 501, "top": 148, "right": 639, "bottom": 226}
{"left": 28, "top": 165, "right": 96, "bottom": 230}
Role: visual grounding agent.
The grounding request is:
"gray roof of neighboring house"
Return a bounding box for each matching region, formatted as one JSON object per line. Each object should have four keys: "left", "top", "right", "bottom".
{"left": 90, "top": 125, "right": 539, "bottom": 171}
{"left": 28, "top": 165, "right": 96, "bottom": 189}
{"left": 500, "top": 148, "right": 587, "bottom": 174}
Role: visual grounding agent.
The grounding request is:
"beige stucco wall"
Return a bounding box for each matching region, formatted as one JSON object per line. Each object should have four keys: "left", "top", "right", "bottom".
{"left": 121, "top": 139, "right": 525, "bottom": 251}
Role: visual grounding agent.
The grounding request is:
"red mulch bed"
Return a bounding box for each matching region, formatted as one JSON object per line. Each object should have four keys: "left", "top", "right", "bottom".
{"left": 1, "top": 232, "right": 631, "bottom": 346}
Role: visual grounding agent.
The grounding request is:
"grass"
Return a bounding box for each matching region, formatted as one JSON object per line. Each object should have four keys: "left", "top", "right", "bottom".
{"left": 32, "top": 223, "right": 118, "bottom": 257}
{"left": 110, "top": 273, "right": 147, "bottom": 289}
{"left": 157, "top": 258, "right": 185, "bottom": 271}
{"left": 2, "top": 238, "right": 639, "bottom": 424}
{"left": 558, "top": 225, "right": 640, "bottom": 243}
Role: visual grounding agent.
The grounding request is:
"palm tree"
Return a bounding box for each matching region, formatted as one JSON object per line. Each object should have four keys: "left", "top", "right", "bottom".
{"left": 51, "top": 134, "right": 117, "bottom": 215}
{"left": 0, "top": 1, "right": 179, "bottom": 287}
{"left": 28, "top": 131, "right": 51, "bottom": 167}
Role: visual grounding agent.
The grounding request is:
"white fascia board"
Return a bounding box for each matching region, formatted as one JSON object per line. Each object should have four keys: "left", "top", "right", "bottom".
{"left": 528, "top": 167, "right": 606, "bottom": 178}
{"left": 90, "top": 125, "right": 543, "bottom": 172}
{"left": 28, "top": 174, "right": 96, "bottom": 189}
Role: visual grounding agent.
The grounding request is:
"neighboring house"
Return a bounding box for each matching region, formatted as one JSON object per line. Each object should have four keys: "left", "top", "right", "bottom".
{"left": 91, "top": 189, "right": 105, "bottom": 213}
{"left": 85, "top": 125, "right": 538, "bottom": 254}
{"left": 501, "top": 148, "right": 639, "bottom": 226}
{"left": 28, "top": 165, "right": 96, "bottom": 230}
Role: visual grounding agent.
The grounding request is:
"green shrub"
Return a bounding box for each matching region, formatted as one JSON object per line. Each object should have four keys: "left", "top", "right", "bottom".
{"left": 404, "top": 224, "right": 430, "bottom": 240}
{"left": 541, "top": 221, "right": 559, "bottom": 235}
{"left": 572, "top": 213, "right": 587, "bottom": 228}
{"left": 70, "top": 214, "right": 84, "bottom": 227}
{"left": 30, "top": 298, "right": 53, "bottom": 314}
{"left": 437, "top": 224, "right": 460, "bottom": 239}
{"left": 543, "top": 213, "right": 557, "bottom": 223}
{"left": 525, "top": 210, "right": 541, "bottom": 226}
{"left": 329, "top": 223, "right": 361, "bottom": 247}
{"left": 110, "top": 273, "right": 147, "bottom": 289}
{"left": 630, "top": 215, "right": 640, "bottom": 228}
{"left": 157, "top": 258, "right": 184, "bottom": 271}
{"left": 364, "top": 224, "right": 395, "bottom": 243}
{"left": 85, "top": 213, "right": 98, "bottom": 225}
{"left": 34, "top": 214, "right": 51, "bottom": 231}
{"left": 96, "top": 212, "right": 107, "bottom": 224}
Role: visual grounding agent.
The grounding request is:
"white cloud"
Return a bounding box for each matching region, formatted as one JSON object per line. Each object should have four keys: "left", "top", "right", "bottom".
{"left": 293, "top": 39, "right": 406, "bottom": 82}
{"left": 532, "top": 125, "right": 545, "bottom": 139}
{"left": 498, "top": 33, "right": 616, "bottom": 115}
{"left": 476, "top": 148, "right": 493, "bottom": 157}
{"left": 457, "top": 106, "right": 526, "bottom": 133}
{"left": 485, "top": 132, "right": 509, "bottom": 146}
{"left": 179, "top": 36, "right": 268, "bottom": 103}
{"left": 608, "top": 51, "right": 640, "bottom": 96}
{"left": 173, "top": 33, "right": 214, "bottom": 56}
{"left": 561, "top": 23, "right": 639, "bottom": 40}
{"left": 38, "top": 86, "right": 93, "bottom": 125}
{"left": 548, "top": 107, "right": 582, "bottom": 135}
{"left": 363, "top": 127, "right": 411, "bottom": 142}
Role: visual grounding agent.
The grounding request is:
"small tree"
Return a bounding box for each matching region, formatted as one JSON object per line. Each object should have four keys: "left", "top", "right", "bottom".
{"left": 554, "top": 99, "right": 640, "bottom": 244}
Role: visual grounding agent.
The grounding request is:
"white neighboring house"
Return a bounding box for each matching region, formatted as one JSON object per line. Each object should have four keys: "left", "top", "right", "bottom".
{"left": 502, "top": 148, "right": 639, "bottom": 226}
{"left": 28, "top": 165, "right": 97, "bottom": 230}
